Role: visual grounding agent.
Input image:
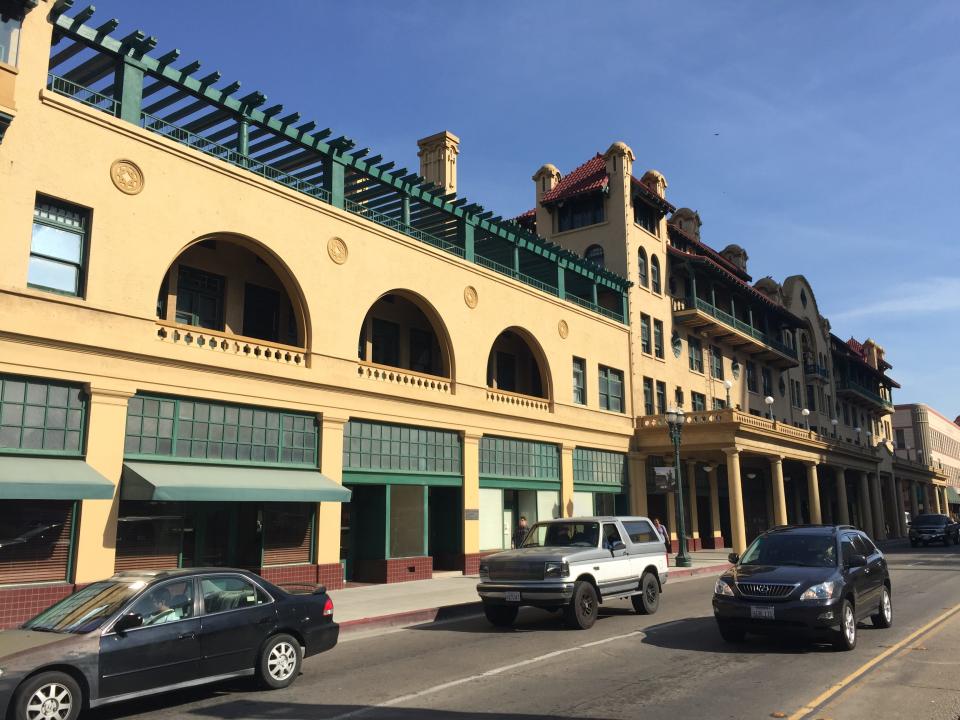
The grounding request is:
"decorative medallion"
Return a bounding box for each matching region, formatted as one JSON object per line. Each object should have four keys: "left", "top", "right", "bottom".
{"left": 463, "top": 285, "right": 478, "bottom": 309}
{"left": 671, "top": 330, "right": 682, "bottom": 358}
{"left": 558, "top": 319, "right": 569, "bottom": 339}
{"left": 327, "top": 237, "right": 348, "bottom": 265}
{"left": 110, "top": 159, "right": 144, "bottom": 195}
{"left": 731, "top": 360, "right": 741, "bottom": 380}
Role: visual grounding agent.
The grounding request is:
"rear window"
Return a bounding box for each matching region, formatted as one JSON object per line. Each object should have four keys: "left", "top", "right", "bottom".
{"left": 914, "top": 514, "right": 947, "bottom": 525}
{"left": 622, "top": 520, "right": 659, "bottom": 543}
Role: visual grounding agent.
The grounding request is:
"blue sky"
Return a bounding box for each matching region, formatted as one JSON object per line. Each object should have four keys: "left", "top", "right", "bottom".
{"left": 86, "top": 1, "right": 960, "bottom": 415}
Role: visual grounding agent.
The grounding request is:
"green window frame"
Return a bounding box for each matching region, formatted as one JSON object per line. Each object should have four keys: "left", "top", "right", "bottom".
{"left": 688, "top": 336, "right": 703, "bottom": 373}
{"left": 572, "top": 357, "right": 586, "bottom": 405}
{"left": 573, "top": 447, "right": 626, "bottom": 489}
{"left": 175, "top": 265, "right": 225, "bottom": 330}
{"left": 0, "top": 374, "right": 86, "bottom": 455}
{"left": 640, "top": 314, "right": 651, "bottom": 354}
{"left": 124, "top": 394, "right": 317, "bottom": 467}
{"left": 643, "top": 377, "right": 654, "bottom": 415}
{"left": 638, "top": 248, "right": 648, "bottom": 287}
{"left": 746, "top": 362, "right": 758, "bottom": 393}
{"left": 761, "top": 367, "right": 773, "bottom": 397}
{"left": 713, "top": 398, "right": 726, "bottom": 410}
{"left": 691, "top": 392, "right": 706, "bottom": 412}
{"left": 599, "top": 366, "right": 625, "bottom": 413}
{"left": 655, "top": 381, "right": 667, "bottom": 415}
{"left": 650, "top": 255, "right": 661, "bottom": 294}
{"left": 480, "top": 436, "right": 559, "bottom": 481}
{"left": 29, "top": 195, "right": 88, "bottom": 297}
{"left": 710, "top": 346, "right": 724, "bottom": 380}
{"left": 653, "top": 319, "right": 664, "bottom": 359}
{"left": 344, "top": 419, "right": 461, "bottom": 474}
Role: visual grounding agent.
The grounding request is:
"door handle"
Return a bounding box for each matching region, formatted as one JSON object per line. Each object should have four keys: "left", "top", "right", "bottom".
{"left": 178, "top": 631, "right": 197, "bottom": 640}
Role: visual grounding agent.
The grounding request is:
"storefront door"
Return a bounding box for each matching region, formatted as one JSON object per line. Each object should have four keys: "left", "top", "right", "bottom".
{"left": 185, "top": 504, "right": 262, "bottom": 570}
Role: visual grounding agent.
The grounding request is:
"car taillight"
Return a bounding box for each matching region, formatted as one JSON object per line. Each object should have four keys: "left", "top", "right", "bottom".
{"left": 322, "top": 596, "right": 334, "bottom": 617}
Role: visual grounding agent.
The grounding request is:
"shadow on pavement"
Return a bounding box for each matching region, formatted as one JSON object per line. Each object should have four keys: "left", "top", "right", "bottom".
{"left": 410, "top": 603, "right": 638, "bottom": 634}
{"left": 640, "top": 616, "right": 839, "bottom": 655}
{"left": 185, "top": 701, "right": 612, "bottom": 720}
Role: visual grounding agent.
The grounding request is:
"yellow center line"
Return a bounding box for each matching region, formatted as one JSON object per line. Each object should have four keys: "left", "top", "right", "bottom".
{"left": 787, "top": 601, "right": 960, "bottom": 720}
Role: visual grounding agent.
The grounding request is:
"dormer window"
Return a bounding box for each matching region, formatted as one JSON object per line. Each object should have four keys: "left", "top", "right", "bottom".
{"left": 633, "top": 200, "right": 659, "bottom": 235}
{"left": 556, "top": 194, "right": 604, "bottom": 232}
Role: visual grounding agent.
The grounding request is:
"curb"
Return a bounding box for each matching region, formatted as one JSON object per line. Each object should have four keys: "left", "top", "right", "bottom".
{"left": 339, "top": 562, "right": 731, "bottom": 636}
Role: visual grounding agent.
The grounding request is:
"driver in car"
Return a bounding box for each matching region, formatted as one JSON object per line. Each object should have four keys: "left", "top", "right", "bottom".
{"left": 142, "top": 587, "right": 180, "bottom": 626}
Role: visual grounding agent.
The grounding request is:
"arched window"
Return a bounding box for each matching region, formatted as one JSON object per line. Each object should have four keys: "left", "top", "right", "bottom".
{"left": 650, "top": 255, "right": 661, "bottom": 294}
{"left": 585, "top": 244, "right": 605, "bottom": 268}
{"left": 638, "top": 248, "right": 648, "bottom": 287}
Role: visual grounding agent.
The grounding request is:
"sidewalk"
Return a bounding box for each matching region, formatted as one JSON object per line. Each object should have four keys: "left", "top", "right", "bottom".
{"left": 331, "top": 549, "right": 732, "bottom": 636}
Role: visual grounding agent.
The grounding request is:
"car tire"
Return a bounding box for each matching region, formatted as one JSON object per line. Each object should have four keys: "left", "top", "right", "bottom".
{"left": 258, "top": 633, "right": 302, "bottom": 689}
{"left": 483, "top": 603, "right": 519, "bottom": 627}
{"left": 833, "top": 599, "right": 857, "bottom": 651}
{"left": 13, "top": 671, "right": 83, "bottom": 720}
{"left": 631, "top": 573, "right": 660, "bottom": 615}
{"left": 872, "top": 585, "right": 893, "bottom": 629}
{"left": 716, "top": 620, "right": 745, "bottom": 643}
{"left": 564, "top": 580, "right": 599, "bottom": 630}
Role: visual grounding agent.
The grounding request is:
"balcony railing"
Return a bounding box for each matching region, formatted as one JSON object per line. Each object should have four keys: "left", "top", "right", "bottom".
{"left": 486, "top": 388, "right": 551, "bottom": 412}
{"left": 46, "top": 73, "right": 625, "bottom": 325}
{"left": 803, "top": 363, "right": 830, "bottom": 379}
{"left": 673, "top": 296, "right": 798, "bottom": 360}
{"left": 155, "top": 322, "right": 305, "bottom": 365}
{"left": 356, "top": 362, "right": 452, "bottom": 394}
{"left": 837, "top": 377, "right": 893, "bottom": 409}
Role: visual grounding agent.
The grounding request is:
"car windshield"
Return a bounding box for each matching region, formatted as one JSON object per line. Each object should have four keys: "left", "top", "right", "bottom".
{"left": 739, "top": 533, "right": 837, "bottom": 568}
{"left": 21, "top": 579, "right": 148, "bottom": 634}
{"left": 521, "top": 522, "right": 600, "bottom": 548}
{"left": 913, "top": 514, "right": 947, "bottom": 526}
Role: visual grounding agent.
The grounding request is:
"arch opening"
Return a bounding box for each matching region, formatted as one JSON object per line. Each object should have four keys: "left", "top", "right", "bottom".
{"left": 357, "top": 291, "right": 453, "bottom": 379}
{"left": 486, "top": 327, "right": 551, "bottom": 400}
{"left": 156, "top": 236, "right": 308, "bottom": 347}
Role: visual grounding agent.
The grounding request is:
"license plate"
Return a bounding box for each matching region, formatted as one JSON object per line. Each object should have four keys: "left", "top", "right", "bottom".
{"left": 505, "top": 591, "right": 521, "bottom": 602}
{"left": 750, "top": 605, "right": 775, "bottom": 620}
{"left": 920, "top": 534, "right": 930, "bottom": 540}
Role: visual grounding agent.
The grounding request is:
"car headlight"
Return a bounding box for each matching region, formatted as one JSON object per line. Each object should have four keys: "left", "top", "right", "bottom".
{"left": 714, "top": 579, "right": 734, "bottom": 597}
{"left": 800, "top": 581, "right": 837, "bottom": 601}
{"left": 478, "top": 561, "right": 489, "bottom": 579}
{"left": 544, "top": 561, "right": 569, "bottom": 578}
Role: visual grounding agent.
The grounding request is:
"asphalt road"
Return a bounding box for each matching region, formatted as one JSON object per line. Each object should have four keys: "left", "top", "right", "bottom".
{"left": 89, "top": 545, "right": 960, "bottom": 720}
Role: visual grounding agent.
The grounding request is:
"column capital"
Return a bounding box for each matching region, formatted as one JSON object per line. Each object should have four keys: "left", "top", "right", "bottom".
{"left": 723, "top": 447, "right": 740, "bottom": 458}
{"left": 84, "top": 384, "right": 135, "bottom": 407}
{"left": 769, "top": 455, "right": 784, "bottom": 466}
{"left": 462, "top": 432, "right": 483, "bottom": 443}
{"left": 321, "top": 414, "right": 350, "bottom": 430}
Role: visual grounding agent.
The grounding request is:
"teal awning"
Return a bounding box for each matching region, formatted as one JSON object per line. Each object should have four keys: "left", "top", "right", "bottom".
{"left": 0, "top": 455, "right": 115, "bottom": 499}
{"left": 948, "top": 486, "right": 960, "bottom": 504}
{"left": 122, "top": 462, "right": 351, "bottom": 502}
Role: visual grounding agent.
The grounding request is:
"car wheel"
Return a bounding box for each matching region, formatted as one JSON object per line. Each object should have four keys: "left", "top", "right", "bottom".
{"left": 631, "top": 573, "right": 660, "bottom": 615}
{"left": 717, "top": 620, "right": 746, "bottom": 643}
{"left": 872, "top": 586, "right": 893, "bottom": 629}
{"left": 564, "top": 580, "right": 599, "bottom": 630}
{"left": 833, "top": 599, "right": 857, "bottom": 651}
{"left": 258, "top": 633, "right": 302, "bottom": 689}
{"left": 483, "top": 603, "right": 518, "bottom": 627}
{"left": 13, "top": 671, "right": 82, "bottom": 720}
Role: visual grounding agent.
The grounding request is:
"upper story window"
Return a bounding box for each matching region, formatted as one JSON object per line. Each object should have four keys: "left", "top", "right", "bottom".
{"left": 572, "top": 357, "right": 586, "bottom": 405}
{"left": 650, "top": 255, "right": 661, "bottom": 294}
{"left": 655, "top": 381, "right": 667, "bottom": 415}
{"left": 746, "top": 362, "right": 758, "bottom": 393}
{"left": 710, "top": 346, "right": 724, "bottom": 380}
{"left": 653, "top": 319, "right": 664, "bottom": 359}
{"left": 599, "top": 366, "right": 625, "bottom": 413}
{"left": 640, "top": 314, "right": 652, "bottom": 354}
{"left": 30, "top": 196, "right": 89, "bottom": 297}
{"left": 688, "top": 336, "right": 704, "bottom": 373}
{"left": 642, "top": 377, "right": 654, "bottom": 415}
{"left": 584, "top": 244, "right": 605, "bottom": 268}
{"left": 638, "top": 248, "right": 649, "bottom": 287}
{"left": 0, "top": 14, "right": 22, "bottom": 66}
{"left": 556, "top": 195, "right": 604, "bottom": 232}
{"left": 634, "top": 201, "right": 659, "bottom": 235}
{"left": 761, "top": 367, "right": 773, "bottom": 397}
{"left": 691, "top": 392, "right": 707, "bottom": 412}
{"left": 175, "top": 265, "right": 225, "bottom": 330}
{"left": 0, "top": 374, "right": 85, "bottom": 455}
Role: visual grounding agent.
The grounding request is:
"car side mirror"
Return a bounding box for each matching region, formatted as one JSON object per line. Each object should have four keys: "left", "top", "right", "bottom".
{"left": 727, "top": 553, "right": 740, "bottom": 565}
{"left": 610, "top": 540, "right": 626, "bottom": 553}
{"left": 847, "top": 553, "right": 867, "bottom": 568}
{"left": 114, "top": 612, "right": 143, "bottom": 633}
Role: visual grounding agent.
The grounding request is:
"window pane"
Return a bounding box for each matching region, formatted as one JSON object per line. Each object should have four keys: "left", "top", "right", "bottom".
{"left": 28, "top": 256, "right": 78, "bottom": 294}
{"left": 31, "top": 224, "right": 82, "bottom": 263}
{"left": 0, "top": 17, "right": 22, "bottom": 66}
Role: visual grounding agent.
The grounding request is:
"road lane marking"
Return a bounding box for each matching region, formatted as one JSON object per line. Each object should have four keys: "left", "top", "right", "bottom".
{"left": 327, "top": 630, "right": 646, "bottom": 720}
{"left": 787, "top": 601, "right": 960, "bottom": 720}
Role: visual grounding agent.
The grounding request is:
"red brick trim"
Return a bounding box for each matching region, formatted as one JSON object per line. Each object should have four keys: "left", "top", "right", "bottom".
{"left": 462, "top": 552, "right": 482, "bottom": 575}
{"left": 317, "top": 563, "right": 345, "bottom": 590}
{"left": 0, "top": 583, "right": 75, "bottom": 630}
{"left": 702, "top": 535, "right": 726, "bottom": 550}
{"left": 353, "top": 556, "right": 433, "bottom": 584}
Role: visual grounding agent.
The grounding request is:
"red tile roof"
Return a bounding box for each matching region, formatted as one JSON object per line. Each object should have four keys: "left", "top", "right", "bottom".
{"left": 541, "top": 154, "right": 608, "bottom": 205}
{"left": 831, "top": 335, "right": 900, "bottom": 388}
{"left": 667, "top": 224, "right": 752, "bottom": 282}
{"left": 631, "top": 176, "right": 677, "bottom": 214}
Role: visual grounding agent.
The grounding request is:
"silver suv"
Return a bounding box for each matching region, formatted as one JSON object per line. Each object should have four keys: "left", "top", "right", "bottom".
{"left": 476, "top": 516, "right": 669, "bottom": 630}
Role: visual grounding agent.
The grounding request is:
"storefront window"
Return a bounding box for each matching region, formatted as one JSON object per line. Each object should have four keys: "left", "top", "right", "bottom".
{"left": 0, "top": 15, "right": 22, "bottom": 66}
{"left": 0, "top": 500, "right": 74, "bottom": 584}
{"left": 114, "top": 502, "right": 184, "bottom": 572}
{"left": 263, "top": 502, "right": 313, "bottom": 565}
{"left": 389, "top": 485, "right": 425, "bottom": 558}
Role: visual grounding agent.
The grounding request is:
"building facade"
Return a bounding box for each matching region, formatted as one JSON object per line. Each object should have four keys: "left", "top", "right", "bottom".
{"left": 0, "top": 2, "right": 943, "bottom": 627}
{"left": 893, "top": 404, "right": 960, "bottom": 515}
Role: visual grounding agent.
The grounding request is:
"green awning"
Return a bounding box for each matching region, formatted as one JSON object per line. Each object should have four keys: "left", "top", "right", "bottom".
{"left": 121, "top": 462, "right": 351, "bottom": 502}
{"left": 948, "top": 486, "right": 960, "bottom": 504}
{"left": 0, "top": 455, "right": 115, "bottom": 499}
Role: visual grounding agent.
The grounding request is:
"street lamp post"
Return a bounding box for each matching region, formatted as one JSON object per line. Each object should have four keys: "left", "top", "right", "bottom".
{"left": 723, "top": 379, "right": 732, "bottom": 408}
{"left": 665, "top": 406, "right": 692, "bottom": 568}
{"left": 802, "top": 408, "right": 810, "bottom": 430}
{"left": 764, "top": 395, "right": 775, "bottom": 420}
{"left": 855, "top": 426, "right": 862, "bottom": 445}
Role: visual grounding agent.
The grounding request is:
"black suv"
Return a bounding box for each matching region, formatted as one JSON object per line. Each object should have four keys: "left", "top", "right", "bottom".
{"left": 712, "top": 525, "right": 892, "bottom": 651}
{"left": 908, "top": 514, "right": 960, "bottom": 547}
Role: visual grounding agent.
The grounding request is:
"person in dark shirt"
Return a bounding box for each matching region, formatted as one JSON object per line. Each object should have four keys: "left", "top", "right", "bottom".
{"left": 513, "top": 515, "right": 529, "bottom": 548}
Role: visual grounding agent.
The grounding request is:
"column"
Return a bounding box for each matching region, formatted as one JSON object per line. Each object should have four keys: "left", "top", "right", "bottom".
{"left": 461, "top": 433, "right": 481, "bottom": 574}
{"left": 806, "top": 462, "right": 822, "bottom": 524}
{"left": 686, "top": 460, "right": 700, "bottom": 550}
{"left": 724, "top": 448, "right": 747, "bottom": 553}
{"left": 628, "top": 452, "right": 648, "bottom": 517}
{"left": 73, "top": 386, "right": 133, "bottom": 584}
{"left": 316, "top": 415, "right": 348, "bottom": 588}
{"left": 708, "top": 467, "right": 724, "bottom": 548}
{"left": 943, "top": 487, "right": 951, "bottom": 516}
{"left": 560, "top": 443, "right": 575, "bottom": 518}
{"left": 894, "top": 478, "right": 907, "bottom": 537}
{"left": 869, "top": 472, "right": 886, "bottom": 540}
{"left": 909, "top": 480, "right": 919, "bottom": 517}
{"left": 666, "top": 491, "right": 678, "bottom": 552}
{"left": 770, "top": 456, "right": 788, "bottom": 526}
{"left": 858, "top": 471, "right": 874, "bottom": 537}
{"left": 934, "top": 485, "right": 943, "bottom": 514}
{"left": 834, "top": 467, "right": 850, "bottom": 525}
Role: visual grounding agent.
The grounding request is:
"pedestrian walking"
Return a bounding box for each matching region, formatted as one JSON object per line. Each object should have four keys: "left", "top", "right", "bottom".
{"left": 513, "top": 515, "right": 529, "bottom": 548}
{"left": 653, "top": 517, "right": 670, "bottom": 553}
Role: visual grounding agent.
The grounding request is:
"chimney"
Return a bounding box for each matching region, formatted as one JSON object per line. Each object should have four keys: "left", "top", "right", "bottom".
{"left": 533, "top": 163, "right": 561, "bottom": 203}
{"left": 417, "top": 130, "right": 460, "bottom": 196}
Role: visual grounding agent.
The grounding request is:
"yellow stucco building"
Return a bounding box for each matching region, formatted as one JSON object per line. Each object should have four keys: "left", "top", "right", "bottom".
{"left": 0, "top": 1, "right": 944, "bottom": 627}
